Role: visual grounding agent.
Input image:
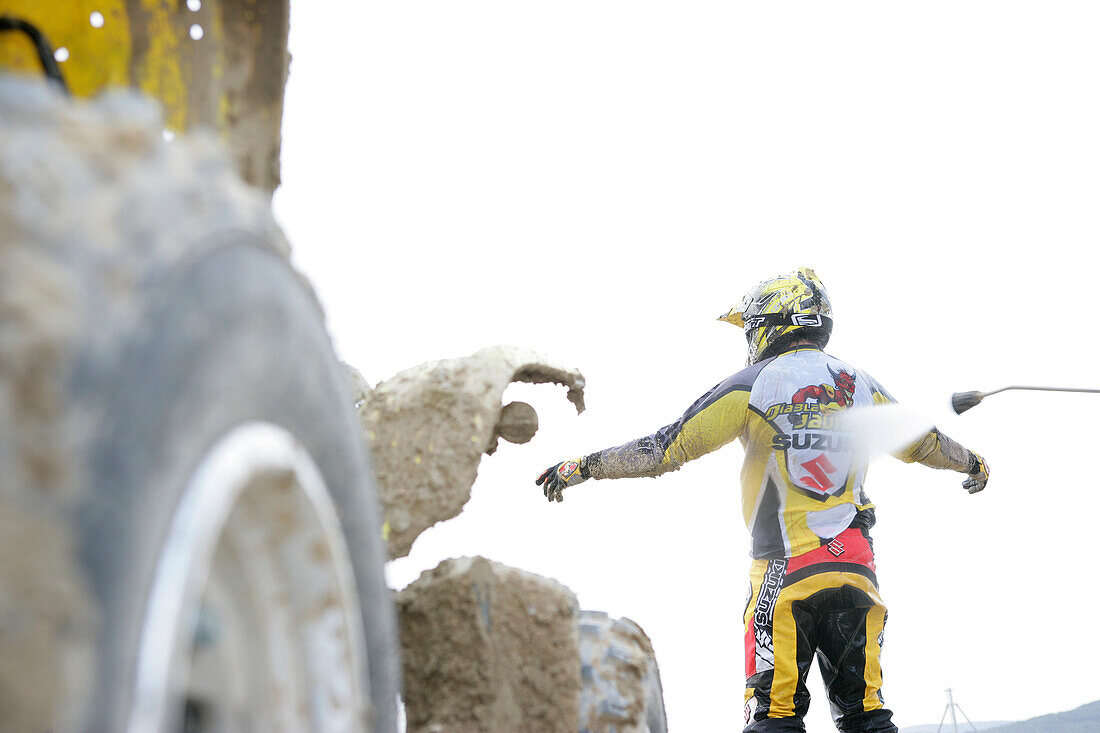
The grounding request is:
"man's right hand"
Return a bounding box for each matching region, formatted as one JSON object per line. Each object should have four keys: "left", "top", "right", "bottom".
{"left": 535, "top": 458, "right": 589, "bottom": 503}
{"left": 963, "top": 452, "right": 990, "bottom": 494}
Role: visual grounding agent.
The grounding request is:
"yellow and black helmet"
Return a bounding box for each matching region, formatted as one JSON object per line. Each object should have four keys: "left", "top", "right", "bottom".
{"left": 718, "top": 267, "right": 833, "bottom": 364}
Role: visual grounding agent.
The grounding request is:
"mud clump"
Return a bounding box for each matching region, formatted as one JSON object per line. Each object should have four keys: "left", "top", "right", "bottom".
{"left": 495, "top": 400, "right": 539, "bottom": 445}
{"left": 352, "top": 346, "right": 585, "bottom": 559}
{"left": 397, "top": 556, "right": 582, "bottom": 733}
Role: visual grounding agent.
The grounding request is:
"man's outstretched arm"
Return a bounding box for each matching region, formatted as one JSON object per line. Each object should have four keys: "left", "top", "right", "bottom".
{"left": 865, "top": 372, "right": 990, "bottom": 494}
{"left": 896, "top": 428, "right": 991, "bottom": 494}
{"left": 536, "top": 373, "right": 752, "bottom": 502}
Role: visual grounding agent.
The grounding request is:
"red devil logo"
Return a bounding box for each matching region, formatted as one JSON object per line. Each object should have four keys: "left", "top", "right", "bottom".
{"left": 791, "top": 365, "right": 856, "bottom": 409}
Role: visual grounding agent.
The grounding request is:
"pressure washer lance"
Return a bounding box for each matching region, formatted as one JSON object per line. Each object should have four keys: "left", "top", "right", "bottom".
{"left": 952, "top": 386, "right": 1100, "bottom": 414}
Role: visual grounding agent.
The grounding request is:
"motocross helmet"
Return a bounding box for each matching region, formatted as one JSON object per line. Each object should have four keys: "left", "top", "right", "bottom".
{"left": 718, "top": 267, "right": 833, "bottom": 365}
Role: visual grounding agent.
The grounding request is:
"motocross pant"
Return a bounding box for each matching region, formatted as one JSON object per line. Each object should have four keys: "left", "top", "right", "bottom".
{"left": 742, "top": 527, "right": 898, "bottom": 733}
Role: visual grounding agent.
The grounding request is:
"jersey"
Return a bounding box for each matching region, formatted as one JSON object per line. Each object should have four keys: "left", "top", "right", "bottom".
{"left": 585, "top": 344, "right": 897, "bottom": 559}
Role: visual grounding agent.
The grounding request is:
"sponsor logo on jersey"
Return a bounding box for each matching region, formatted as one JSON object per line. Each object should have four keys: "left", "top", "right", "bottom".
{"left": 800, "top": 453, "right": 838, "bottom": 492}
{"left": 766, "top": 365, "right": 859, "bottom": 499}
{"left": 771, "top": 432, "right": 853, "bottom": 452}
{"left": 763, "top": 367, "right": 857, "bottom": 429}
{"left": 790, "top": 365, "right": 856, "bottom": 413}
{"left": 827, "top": 538, "right": 845, "bottom": 557}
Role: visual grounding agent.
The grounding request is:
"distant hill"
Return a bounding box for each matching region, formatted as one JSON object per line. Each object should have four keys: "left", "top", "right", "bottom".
{"left": 986, "top": 699, "right": 1100, "bottom": 733}
{"left": 900, "top": 723, "right": 1006, "bottom": 733}
{"left": 900, "top": 699, "right": 1100, "bottom": 733}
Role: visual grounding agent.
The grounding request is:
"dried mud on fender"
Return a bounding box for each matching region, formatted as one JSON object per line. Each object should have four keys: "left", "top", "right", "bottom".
{"left": 350, "top": 346, "right": 585, "bottom": 559}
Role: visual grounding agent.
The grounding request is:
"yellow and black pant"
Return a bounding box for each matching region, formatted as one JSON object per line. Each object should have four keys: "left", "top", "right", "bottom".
{"left": 742, "top": 528, "right": 897, "bottom": 733}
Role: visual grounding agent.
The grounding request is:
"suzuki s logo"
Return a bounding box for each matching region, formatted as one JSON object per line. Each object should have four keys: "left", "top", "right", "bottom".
{"left": 799, "top": 453, "right": 837, "bottom": 492}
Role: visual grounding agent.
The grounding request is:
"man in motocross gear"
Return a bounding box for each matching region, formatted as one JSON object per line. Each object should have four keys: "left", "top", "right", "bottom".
{"left": 536, "top": 267, "right": 990, "bottom": 733}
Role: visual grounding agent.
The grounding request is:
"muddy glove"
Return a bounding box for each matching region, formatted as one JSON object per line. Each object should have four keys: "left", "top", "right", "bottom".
{"left": 535, "top": 457, "right": 589, "bottom": 503}
{"left": 962, "top": 452, "right": 990, "bottom": 494}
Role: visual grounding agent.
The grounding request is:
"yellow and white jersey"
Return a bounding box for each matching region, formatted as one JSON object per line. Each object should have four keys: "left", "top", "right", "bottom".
{"left": 585, "top": 344, "right": 895, "bottom": 559}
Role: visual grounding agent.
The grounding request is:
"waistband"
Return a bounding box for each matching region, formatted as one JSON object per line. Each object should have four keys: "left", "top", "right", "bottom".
{"left": 752, "top": 527, "right": 878, "bottom": 588}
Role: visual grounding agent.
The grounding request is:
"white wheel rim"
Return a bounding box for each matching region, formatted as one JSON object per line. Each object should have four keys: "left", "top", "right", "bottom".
{"left": 129, "top": 422, "right": 369, "bottom": 733}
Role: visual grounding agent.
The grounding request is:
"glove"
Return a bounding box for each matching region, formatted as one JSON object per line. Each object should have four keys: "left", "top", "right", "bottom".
{"left": 962, "top": 452, "right": 990, "bottom": 494}
{"left": 535, "top": 457, "right": 589, "bottom": 503}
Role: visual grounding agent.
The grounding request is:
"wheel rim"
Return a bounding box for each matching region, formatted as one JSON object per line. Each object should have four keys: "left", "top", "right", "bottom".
{"left": 129, "top": 422, "right": 369, "bottom": 733}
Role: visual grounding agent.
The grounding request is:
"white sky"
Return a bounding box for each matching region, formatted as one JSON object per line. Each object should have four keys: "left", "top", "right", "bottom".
{"left": 273, "top": 3, "right": 1100, "bottom": 730}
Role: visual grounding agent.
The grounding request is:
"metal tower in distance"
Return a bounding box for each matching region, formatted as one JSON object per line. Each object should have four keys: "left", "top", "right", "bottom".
{"left": 937, "top": 688, "right": 978, "bottom": 732}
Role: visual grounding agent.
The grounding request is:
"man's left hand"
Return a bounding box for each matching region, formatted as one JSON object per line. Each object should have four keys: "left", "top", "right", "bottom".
{"left": 963, "top": 452, "right": 990, "bottom": 494}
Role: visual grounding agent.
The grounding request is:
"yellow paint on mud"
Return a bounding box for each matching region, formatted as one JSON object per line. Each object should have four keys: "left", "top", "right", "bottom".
{"left": 206, "top": 0, "right": 230, "bottom": 132}
{"left": 3, "top": 0, "right": 287, "bottom": 192}
{"left": 134, "top": 0, "right": 185, "bottom": 130}
{"left": 0, "top": 0, "right": 131, "bottom": 95}
{"left": 1, "top": 0, "right": 227, "bottom": 133}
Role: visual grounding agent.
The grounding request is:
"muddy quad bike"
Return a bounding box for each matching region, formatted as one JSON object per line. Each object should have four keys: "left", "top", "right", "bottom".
{"left": 0, "top": 4, "right": 399, "bottom": 731}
